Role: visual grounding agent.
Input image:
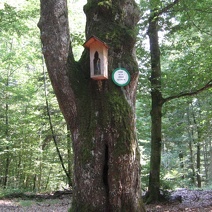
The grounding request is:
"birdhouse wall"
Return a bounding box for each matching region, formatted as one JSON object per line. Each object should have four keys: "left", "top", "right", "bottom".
{"left": 89, "top": 42, "right": 108, "bottom": 80}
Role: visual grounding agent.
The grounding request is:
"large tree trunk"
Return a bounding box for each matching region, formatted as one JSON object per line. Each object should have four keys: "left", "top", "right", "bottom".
{"left": 38, "top": 0, "right": 145, "bottom": 211}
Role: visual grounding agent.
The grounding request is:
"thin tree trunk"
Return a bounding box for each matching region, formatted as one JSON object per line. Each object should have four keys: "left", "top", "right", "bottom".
{"left": 3, "top": 68, "right": 11, "bottom": 188}
{"left": 203, "top": 138, "right": 209, "bottom": 184}
{"left": 42, "top": 55, "right": 71, "bottom": 184}
{"left": 3, "top": 146, "right": 10, "bottom": 188}
{"left": 188, "top": 139, "right": 196, "bottom": 185}
{"left": 187, "top": 106, "right": 196, "bottom": 185}
{"left": 192, "top": 105, "right": 202, "bottom": 188}
{"left": 209, "top": 148, "right": 212, "bottom": 183}
{"left": 179, "top": 151, "right": 185, "bottom": 179}
{"left": 196, "top": 143, "right": 201, "bottom": 187}
{"left": 33, "top": 174, "right": 37, "bottom": 191}
{"left": 146, "top": 9, "right": 163, "bottom": 203}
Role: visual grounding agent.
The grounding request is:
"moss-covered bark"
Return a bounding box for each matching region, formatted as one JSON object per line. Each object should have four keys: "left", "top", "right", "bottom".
{"left": 39, "top": 0, "right": 145, "bottom": 211}
{"left": 69, "top": 1, "right": 145, "bottom": 211}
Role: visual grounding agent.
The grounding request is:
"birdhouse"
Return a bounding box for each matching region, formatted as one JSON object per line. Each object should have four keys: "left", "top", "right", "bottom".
{"left": 83, "top": 36, "right": 109, "bottom": 80}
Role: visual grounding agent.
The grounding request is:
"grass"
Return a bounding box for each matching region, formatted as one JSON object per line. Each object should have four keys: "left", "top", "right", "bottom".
{"left": 18, "top": 200, "right": 36, "bottom": 207}
{"left": 0, "top": 188, "right": 29, "bottom": 199}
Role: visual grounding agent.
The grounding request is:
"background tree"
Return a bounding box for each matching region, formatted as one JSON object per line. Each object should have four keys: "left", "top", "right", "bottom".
{"left": 137, "top": 0, "right": 212, "bottom": 203}
{"left": 38, "top": 0, "right": 145, "bottom": 211}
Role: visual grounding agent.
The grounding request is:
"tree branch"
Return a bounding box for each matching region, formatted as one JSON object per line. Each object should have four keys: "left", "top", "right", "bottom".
{"left": 158, "top": 0, "right": 181, "bottom": 16}
{"left": 149, "top": 0, "right": 181, "bottom": 21}
{"left": 38, "top": 0, "right": 70, "bottom": 66}
{"left": 38, "top": 0, "right": 77, "bottom": 129}
{"left": 163, "top": 80, "right": 212, "bottom": 104}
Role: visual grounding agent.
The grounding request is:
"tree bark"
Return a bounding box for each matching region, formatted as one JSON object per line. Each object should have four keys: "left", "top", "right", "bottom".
{"left": 146, "top": 8, "right": 163, "bottom": 202}
{"left": 3, "top": 68, "right": 11, "bottom": 188}
{"left": 209, "top": 148, "right": 212, "bottom": 183}
{"left": 67, "top": 125, "right": 73, "bottom": 187}
{"left": 192, "top": 105, "right": 202, "bottom": 188}
{"left": 38, "top": 0, "right": 145, "bottom": 211}
{"left": 187, "top": 106, "right": 196, "bottom": 185}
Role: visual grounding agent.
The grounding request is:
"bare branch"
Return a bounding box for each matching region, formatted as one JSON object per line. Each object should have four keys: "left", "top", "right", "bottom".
{"left": 163, "top": 80, "right": 212, "bottom": 104}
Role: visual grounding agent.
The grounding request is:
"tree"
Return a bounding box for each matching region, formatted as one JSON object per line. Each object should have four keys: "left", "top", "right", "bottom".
{"left": 38, "top": 0, "right": 145, "bottom": 211}
{"left": 143, "top": 0, "right": 212, "bottom": 203}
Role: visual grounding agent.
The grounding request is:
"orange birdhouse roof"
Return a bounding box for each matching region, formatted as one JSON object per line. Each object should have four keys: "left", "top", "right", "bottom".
{"left": 83, "top": 35, "right": 109, "bottom": 49}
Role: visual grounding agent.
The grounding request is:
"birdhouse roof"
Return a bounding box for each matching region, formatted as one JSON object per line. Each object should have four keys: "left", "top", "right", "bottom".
{"left": 83, "top": 35, "right": 109, "bottom": 49}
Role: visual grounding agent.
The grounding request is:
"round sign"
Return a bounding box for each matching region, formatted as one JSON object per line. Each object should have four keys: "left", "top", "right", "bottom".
{"left": 112, "top": 68, "right": 131, "bottom": 87}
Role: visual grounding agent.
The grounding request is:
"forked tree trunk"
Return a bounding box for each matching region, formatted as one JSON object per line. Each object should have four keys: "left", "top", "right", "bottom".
{"left": 38, "top": 0, "right": 145, "bottom": 211}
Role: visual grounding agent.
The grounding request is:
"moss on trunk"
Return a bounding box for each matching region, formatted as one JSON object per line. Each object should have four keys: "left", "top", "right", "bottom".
{"left": 39, "top": 0, "right": 145, "bottom": 211}
{"left": 69, "top": 1, "right": 145, "bottom": 211}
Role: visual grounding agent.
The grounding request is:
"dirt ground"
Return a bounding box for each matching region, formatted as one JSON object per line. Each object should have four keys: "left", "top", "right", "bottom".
{"left": 0, "top": 189, "right": 212, "bottom": 211}
{"left": 145, "top": 188, "right": 212, "bottom": 212}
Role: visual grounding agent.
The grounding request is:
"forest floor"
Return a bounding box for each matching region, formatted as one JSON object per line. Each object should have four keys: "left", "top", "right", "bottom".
{"left": 0, "top": 188, "right": 212, "bottom": 211}
{"left": 0, "top": 190, "right": 71, "bottom": 212}
{"left": 145, "top": 188, "right": 212, "bottom": 212}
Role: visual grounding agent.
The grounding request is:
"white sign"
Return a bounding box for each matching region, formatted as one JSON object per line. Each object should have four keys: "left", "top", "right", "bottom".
{"left": 112, "top": 68, "right": 130, "bottom": 86}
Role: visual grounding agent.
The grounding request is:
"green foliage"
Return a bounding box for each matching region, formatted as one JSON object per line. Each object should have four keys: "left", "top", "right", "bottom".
{"left": 0, "top": 0, "right": 74, "bottom": 192}
{"left": 69, "top": 0, "right": 86, "bottom": 60}
{"left": 137, "top": 0, "right": 212, "bottom": 190}
{"left": 0, "top": 187, "right": 31, "bottom": 199}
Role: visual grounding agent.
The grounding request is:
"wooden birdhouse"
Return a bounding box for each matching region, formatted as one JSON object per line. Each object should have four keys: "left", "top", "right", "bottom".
{"left": 83, "top": 36, "right": 109, "bottom": 80}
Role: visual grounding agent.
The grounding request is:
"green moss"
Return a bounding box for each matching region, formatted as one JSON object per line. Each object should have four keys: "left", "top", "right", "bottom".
{"left": 83, "top": 0, "right": 95, "bottom": 14}
{"left": 77, "top": 99, "right": 96, "bottom": 164}
{"left": 70, "top": 0, "right": 139, "bottom": 164}
{"left": 67, "top": 60, "right": 96, "bottom": 164}
{"left": 98, "top": 0, "right": 112, "bottom": 9}
{"left": 84, "top": 0, "right": 112, "bottom": 15}
{"left": 68, "top": 0, "right": 142, "bottom": 210}
{"left": 107, "top": 89, "right": 134, "bottom": 156}
{"left": 108, "top": 91, "right": 130, "bottom": 122}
